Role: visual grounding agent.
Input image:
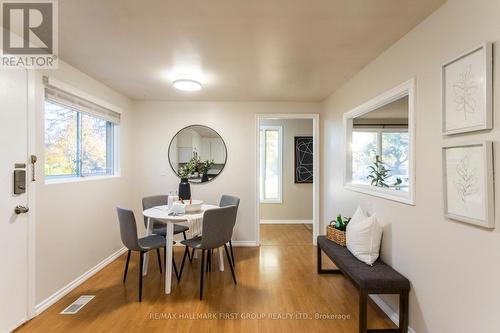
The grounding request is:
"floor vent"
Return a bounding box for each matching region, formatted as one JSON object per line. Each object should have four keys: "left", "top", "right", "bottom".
{"left": 60, "top": 295, "right": 95, "bottom": 314}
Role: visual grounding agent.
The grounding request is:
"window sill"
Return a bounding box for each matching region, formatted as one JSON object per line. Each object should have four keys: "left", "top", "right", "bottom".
{"left": 44, "top": 174, "right": 121, "bottom": 185}
{"left": 344, "top": 182, "right": 415, "bottom": 206}
{"left": 260, "top": 200, "right": 283, "bottom": 204}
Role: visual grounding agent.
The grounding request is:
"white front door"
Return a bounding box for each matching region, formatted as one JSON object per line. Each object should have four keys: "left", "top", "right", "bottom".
{"left": 0, "top": 69, "right": 30, "bottom": 332}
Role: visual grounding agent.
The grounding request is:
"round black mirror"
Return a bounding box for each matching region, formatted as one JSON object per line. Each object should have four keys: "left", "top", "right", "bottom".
{"left": 168, "top": 125, "right": 227, "bottom": 183}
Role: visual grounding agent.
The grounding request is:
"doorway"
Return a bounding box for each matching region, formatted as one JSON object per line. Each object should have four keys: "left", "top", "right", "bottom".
{"left": 255, "top": 114, "right": 319, "bottom": 246}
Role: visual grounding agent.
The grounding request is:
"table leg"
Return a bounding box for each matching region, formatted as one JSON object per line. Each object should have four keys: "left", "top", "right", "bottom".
{"left": 218, "top": 246, "right": 225, "bottom": 272}
{"left": 142, "top": 217, "right": 153, "bottom": 276}
{"left": 165, "top": 223, "right": 174, "bottom": 294}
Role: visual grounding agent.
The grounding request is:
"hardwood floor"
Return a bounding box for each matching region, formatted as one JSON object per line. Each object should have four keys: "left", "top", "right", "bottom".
{"left": 260, "top": 224, "right": 313, "bottom": 245}
{"left": 17, "top": 225, "right": 395, "bottom": 333}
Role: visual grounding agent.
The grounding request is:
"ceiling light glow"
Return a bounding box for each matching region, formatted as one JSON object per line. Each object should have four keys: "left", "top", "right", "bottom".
{"left": 173, "top": 79, "right": 202, "bottom": 91}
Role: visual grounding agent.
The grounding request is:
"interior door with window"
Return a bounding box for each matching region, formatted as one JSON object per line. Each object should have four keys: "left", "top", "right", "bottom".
{"left": 0, "top": 69, "right": 30, "bottom": 332}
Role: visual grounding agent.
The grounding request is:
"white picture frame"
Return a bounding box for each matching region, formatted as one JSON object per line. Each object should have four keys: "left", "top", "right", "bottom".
{"left": 442, "top": 141, "right": 494, "bottom": 228}
{"left": 442, "top": 42, "right": 492, "bottom": 135}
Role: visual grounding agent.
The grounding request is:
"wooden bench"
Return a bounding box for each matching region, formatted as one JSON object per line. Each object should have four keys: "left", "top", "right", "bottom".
{"left": 317, "top": 235, "right": 410, "bottom": 333}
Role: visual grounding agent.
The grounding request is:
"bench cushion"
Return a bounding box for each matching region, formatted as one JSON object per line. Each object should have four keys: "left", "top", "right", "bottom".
{"left": 318, "top": 235, "right": 410, "bottom": 291}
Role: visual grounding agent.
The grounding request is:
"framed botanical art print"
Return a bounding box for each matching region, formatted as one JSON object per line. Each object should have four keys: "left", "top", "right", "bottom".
{"left": 442, "top": 43, "right": 492, "bottom": 135}
{"left": 442, "top": 141, "right": 494, "bottom": 228}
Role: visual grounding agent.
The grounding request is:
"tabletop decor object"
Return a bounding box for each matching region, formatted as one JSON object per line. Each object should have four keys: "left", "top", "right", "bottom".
{"left": 174, "top": 199, "right": 203, "bottom": 213}
{"left": 178, "top": 177, "right": 191, "bottom": 201}
{"left": 326, "top": 214, "right": 351, "bottom": 246}
{"left": 178, "top": 159, "right": 197, "bottom": 200}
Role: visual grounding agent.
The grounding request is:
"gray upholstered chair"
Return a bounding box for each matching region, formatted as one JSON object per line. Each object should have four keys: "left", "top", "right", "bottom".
{"left": 219, "top": 195, "right": 240, "bottom": 266}
{"left": 142, "top": 195, "right": 192, "bottom": 261}
{"left": 178, "top": 205, "right": 238, "bottom": 300}
{"left": 117, "top": 207, "right": 179, "bottom": 302}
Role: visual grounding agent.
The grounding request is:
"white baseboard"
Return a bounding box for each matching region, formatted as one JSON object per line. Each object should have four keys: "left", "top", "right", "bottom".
{"left": 35, "top": 246, "right": 127, "bottom": 315}
{"left": 260, "top": 219, "right": 313, "bottom": 224}
{"left": 231, "top": 240, "right": 259, "bottom": 247}
{"left": 370, "top": 295, "right": 416, "bottom": 333}
{"left": 4, "top": 316, "right": 28, "bottom": 333}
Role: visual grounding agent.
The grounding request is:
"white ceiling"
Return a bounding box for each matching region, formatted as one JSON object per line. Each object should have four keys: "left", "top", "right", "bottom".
{"left": 58, "top": 0, "right": 445, "bottom": 101}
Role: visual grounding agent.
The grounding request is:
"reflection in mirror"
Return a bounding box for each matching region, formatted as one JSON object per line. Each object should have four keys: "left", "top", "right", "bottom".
{"left": 168, "top": 125, "right": 227, "bottom": 183}
{"left": 351, "top": 96, "right": 409, "bottom": 191}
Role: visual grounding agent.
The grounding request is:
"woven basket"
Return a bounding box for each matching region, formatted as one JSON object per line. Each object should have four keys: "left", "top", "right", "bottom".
{"left": 326, "top": 225, "right": 346, "bottom": 247}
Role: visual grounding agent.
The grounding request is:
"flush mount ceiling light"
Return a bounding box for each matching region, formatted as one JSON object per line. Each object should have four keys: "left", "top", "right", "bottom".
{"left": 173, "top": 79, "right": 202, "bottom": 91}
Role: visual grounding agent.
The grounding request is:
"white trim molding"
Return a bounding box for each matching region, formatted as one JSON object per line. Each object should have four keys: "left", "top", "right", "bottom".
{"left": 255, "top": 113, "right": 320, "bottom": 246}
{"left": 4, "top": 317, "right": 29, "bottom": 333}
{"left": 27, "top": 70, "right": 38, "bottom": 320}
{"left": 343, "top": 78, "right": 416, "bottom": 206}
{"left": 35, "top": 247, "right": 127, "bottom": 315}
{"left": 370, "top": 295, "right": 416, "bottom": 333}
{"left": 259, "top": 125, "right": 283, "bottom": 204}
{"left": 231, "top": 241, "right": 259, "bottom": 247}
{"left": 260, "top": 219, "right": 313, "bottom": 224}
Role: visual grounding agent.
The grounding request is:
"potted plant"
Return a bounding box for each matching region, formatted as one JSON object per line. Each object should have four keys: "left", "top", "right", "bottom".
{"left": 367, "top": 155, "right": 404, "bottom": 189}
{"left": 178, "top": 156, "right": 199, "bottom": 200}
{"left": 197, "top": 159, "right": 214, "bottom": 182}
{"left": 367, "top": 155, "right": 391, "bottom": 187}
{"left": 326, "top": 214, "right": 351, "bottom": 246}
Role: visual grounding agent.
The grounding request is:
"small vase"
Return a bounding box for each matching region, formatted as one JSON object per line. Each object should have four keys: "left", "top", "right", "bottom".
{"left": 178, "top": 178, "right": 191, "bottom": 200}
{"left": 201, "top": 173, "right": 209, "bottom": 182}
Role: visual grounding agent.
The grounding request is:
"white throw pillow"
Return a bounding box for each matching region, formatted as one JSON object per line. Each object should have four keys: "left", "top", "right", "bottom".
{"left": 346, "top": 214, "right": 383, "bottom": 265}
{"left": 350, "top": 206, "right": 368, "bottom": 225}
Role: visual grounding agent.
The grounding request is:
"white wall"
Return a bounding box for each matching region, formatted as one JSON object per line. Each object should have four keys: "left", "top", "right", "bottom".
{"left": 34, "top": 61, "right": 133, "bottom": 304}
{"left": 321, "top": 1, "right": 500, "bottom": 332}
{"left": 130, "top": 101, "right": 321, "bottom": 242}
{"left": 260, "top": 119, "right": 313, "bottom": 220}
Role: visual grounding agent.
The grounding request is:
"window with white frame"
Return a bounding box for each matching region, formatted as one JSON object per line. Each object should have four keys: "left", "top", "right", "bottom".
{"left": 352, "top": 128, "right": 409, "bottom": 191}
{"left": 260, "top": 126, "right": 282, "bottom": 203}
{"left": 44, "top": 82, "right": 120, "bottom": 180}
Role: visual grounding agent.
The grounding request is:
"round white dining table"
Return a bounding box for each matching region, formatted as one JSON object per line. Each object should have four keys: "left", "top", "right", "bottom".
{"left": 142, "top": 204, "right": 222, "bottom": 294}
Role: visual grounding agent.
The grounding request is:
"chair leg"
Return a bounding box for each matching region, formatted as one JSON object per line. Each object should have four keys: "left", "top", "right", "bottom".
{"left": 229, "top": 240, "right": 235, "bottom": 266}
{"left": 224, "top": 244, "right": 237, "bottom": 285}
{"left": 206, "top": 250, "right": 211, "bottom": 273}
{"left": 123, "top": 250, "right": 131, "bottom": 283}
{"left": 156, "top": 248, "right": 162, "bottom": 274}
{"left": 200, "top": 249, "right": 206, "bottom": 300}
{"left": 139, "top": 251, "right": 144, "bottom": 302}
{"left": 172, "top": 254, "right": 179, "bottom": 282}
{"left": 210, "top": 249, "right": 214, "bottom": 271}
{"left": 178, "top": 246, "right": 189, "bottom": 281}
{"left": 190, "top": 248, "right": 195, "bottom": 262}
{"left": 209, "top": 250, "right": 213, "bottom": 272}
{"left": 183, "top": 231, "right": 193, "bottom": 262}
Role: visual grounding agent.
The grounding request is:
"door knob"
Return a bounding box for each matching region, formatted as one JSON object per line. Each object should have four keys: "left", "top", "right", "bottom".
{"left": 14, "top": 205, "right": 29, "bottom": 214}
